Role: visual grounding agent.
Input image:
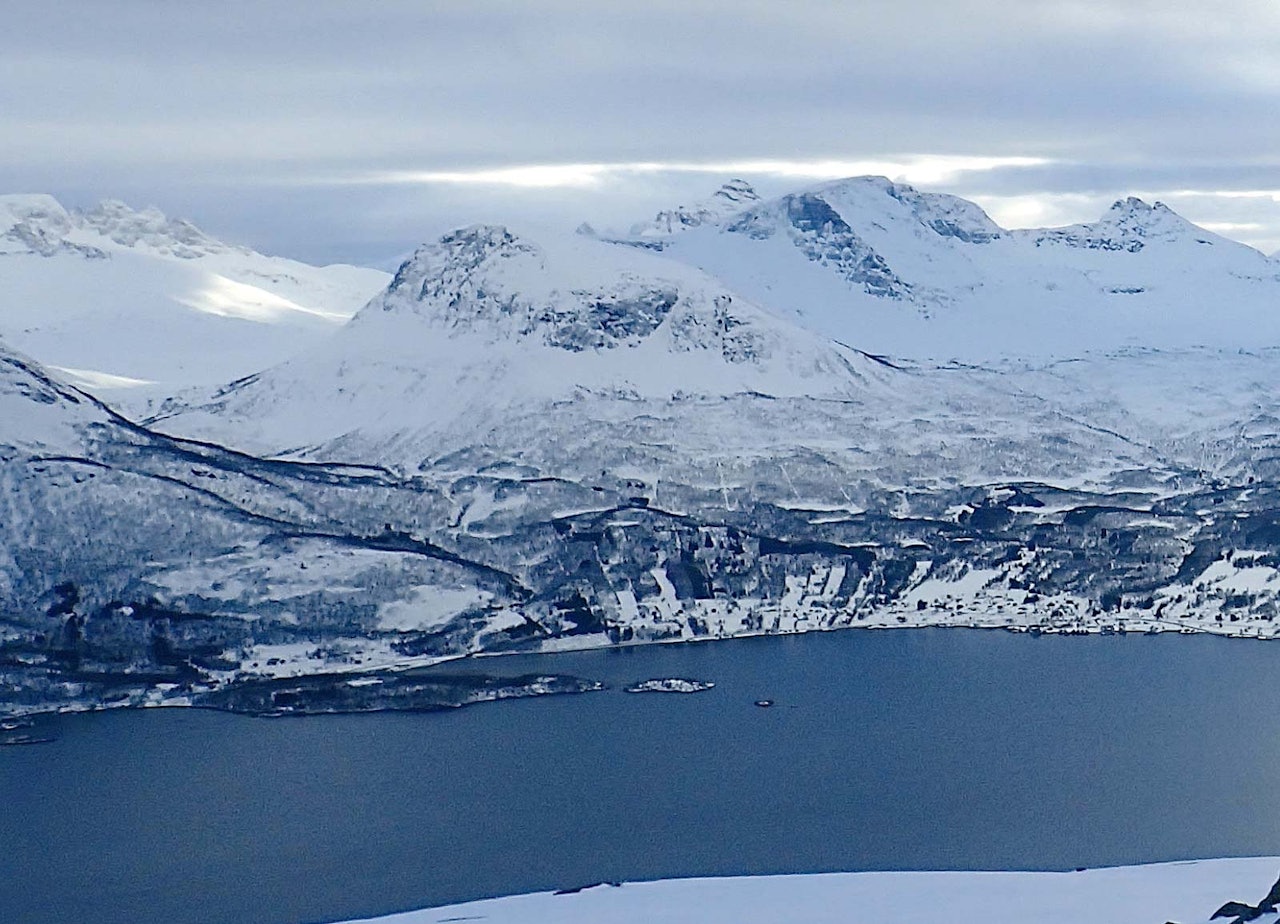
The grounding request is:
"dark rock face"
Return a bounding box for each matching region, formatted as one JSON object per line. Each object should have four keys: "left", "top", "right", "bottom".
{"left": 727, "top": 194, "right": 911, "bottom": 299}
{"left": 1211, "top": 900, "right": 1261, "bottom": 920}
{"left": 925, "top": 217, "right": 1000, "bottom": 244}
{"left": 539, "top": 287, "right": 679, "bottom": 351}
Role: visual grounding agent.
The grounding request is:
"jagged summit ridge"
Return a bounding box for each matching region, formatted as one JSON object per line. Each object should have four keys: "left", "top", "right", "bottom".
{"left": 805, "top": 175, "right": 1003, "bottom": 243}
{"left": 0, "top": 193, "right": 242, "bottom": 260}
{"left": 707, "top": 177, "right": 761, "bottom": 210}
{"left": 1027, "top": 196, "right": 1215, "bottom": 252}
{"left": 628, "top": 178, "right": 762, "bottom": 239}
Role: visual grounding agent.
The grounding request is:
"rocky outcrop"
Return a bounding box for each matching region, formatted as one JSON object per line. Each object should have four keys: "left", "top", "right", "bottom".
{"left": 1167, "top": 871, "right": 1280, "bottom": 923}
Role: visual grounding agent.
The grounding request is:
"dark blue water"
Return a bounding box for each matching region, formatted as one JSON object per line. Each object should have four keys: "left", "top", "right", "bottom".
{"left": 4, "top": 629, "right": 1280, "bottom": 924}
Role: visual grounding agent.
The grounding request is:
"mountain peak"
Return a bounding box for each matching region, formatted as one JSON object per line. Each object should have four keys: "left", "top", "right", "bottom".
{"left": 1104, "top": 196, "right": 1176, "bottom": 222}
{"left": 358, "top": 223, "right": 861, "bottom": 378}
{"left": 710, "top": 178, "right": 760, "bottom": 208}
{"left": 161, "top": 225, "right": 864, "bottom": 458}
{"left": 1030, "top": 196, "right": 1208, "bottom": 252}
{"left": 384, "top": 223, "right": 536, "bottom": 304}
{"left": 373, "top": 224, "right": 723, "bottom": 354}
{"left": 803, "top": 176, "right": 1004, "bottom": 244}
{"left": 627, "top": 179, "right": 762, "bottom": 239}
{"left": 0, "top": 194, "right": 102, "bottom": 259}
{"left": 722, "top": 189, "right": 914, "bottom": 298}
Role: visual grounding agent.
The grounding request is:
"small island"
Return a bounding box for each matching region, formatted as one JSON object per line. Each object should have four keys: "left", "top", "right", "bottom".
{"left": 625, "top": 678, "right": 716, "bottom": 694}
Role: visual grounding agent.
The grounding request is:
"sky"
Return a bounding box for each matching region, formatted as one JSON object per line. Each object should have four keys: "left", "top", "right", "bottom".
{"left": 4, "top": 1, "right": 1280, "bottom": 266}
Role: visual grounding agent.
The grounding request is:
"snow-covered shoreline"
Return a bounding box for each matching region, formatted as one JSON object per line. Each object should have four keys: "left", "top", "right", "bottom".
{"left": 343, "top": 858, "right": 1280, "bottom": 924}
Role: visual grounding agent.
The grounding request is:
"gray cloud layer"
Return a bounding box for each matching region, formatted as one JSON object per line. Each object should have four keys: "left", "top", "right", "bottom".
{"left": 4, "top": 1, "right": 1279, "bottom": 262}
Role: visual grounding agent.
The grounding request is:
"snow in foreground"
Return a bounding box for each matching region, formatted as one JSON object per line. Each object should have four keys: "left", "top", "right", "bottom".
{"left": 343, "top": 858, "right": 1280, "bottom": 924}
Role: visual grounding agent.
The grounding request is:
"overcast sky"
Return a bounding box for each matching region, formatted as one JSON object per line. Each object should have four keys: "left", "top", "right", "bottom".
{"left": 4, "top": 1, "right": 1280, "bottom": 265}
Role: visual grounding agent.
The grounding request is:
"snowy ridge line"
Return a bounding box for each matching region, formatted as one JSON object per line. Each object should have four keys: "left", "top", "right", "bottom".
{"left": 341, "top": 857, "right": 1280, "bottom": 924}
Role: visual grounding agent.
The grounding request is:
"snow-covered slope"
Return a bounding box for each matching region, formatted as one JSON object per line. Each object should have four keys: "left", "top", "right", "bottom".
{"left": 630, "top": 177, "right": 1280, "bottom": 361}
{"left": 0, "top": 195, "right": 388, "bottom": 391}
{"left": 0, "top": 340, "right": 116, "bottom": 457}
{"left": 150, "top": 223, "right": 866, "bottom": 461}
{"left": 347, "top": 858, "right": 1280, "bottom": 924}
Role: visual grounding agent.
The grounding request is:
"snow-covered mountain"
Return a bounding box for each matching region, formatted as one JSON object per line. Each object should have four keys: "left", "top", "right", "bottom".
{"left": 0, "top": 195, "right": 388, "bottom": 392}
{"left": 619, "top": 177, "right": 1280, "bottom": 361}
{"left": 148, "top": 222, "right": 867, "bottom": 461}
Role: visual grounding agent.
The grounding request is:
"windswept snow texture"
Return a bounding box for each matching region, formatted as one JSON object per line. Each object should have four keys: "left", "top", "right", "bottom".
{"left": 629, "top": 177, "right": 1280, "bottom": 361}
{"left": 0, "top": 194, "right": 388, "bottom": 391}
{"left": 346, "top": 858, "right": 1280, "bottom": 924}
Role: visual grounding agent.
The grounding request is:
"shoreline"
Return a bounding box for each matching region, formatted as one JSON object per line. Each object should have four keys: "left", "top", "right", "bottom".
{"left": 3, "top": 614, "right": 1274, "bottom": 721}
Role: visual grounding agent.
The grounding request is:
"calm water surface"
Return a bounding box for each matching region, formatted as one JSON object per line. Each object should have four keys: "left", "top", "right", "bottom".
{"left": 4, "top": 629, "right": 1280, "bottom": 924}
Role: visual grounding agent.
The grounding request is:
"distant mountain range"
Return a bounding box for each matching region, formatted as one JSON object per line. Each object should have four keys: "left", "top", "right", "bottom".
{"left": 0, "top": 194, "right": 387, "bottom": 392}
{"left": 594, "top": 177, "right": 1280, "bottom": 360}
{"left": 5, "top": 179, "right": 1280, "bottom": 716}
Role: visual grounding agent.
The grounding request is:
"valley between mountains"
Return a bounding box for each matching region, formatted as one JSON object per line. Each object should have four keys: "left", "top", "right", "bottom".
{"left": 4, "top": 179, "right": 1280, "bottom": 717}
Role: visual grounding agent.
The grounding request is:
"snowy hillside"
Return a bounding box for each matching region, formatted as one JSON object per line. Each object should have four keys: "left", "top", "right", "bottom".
{"left": 0, "top": 195, "right": 388, "bottom": 391}
{"left": 624, "top": 177, "right": 1280, "bottom": 361}
{"left": 345, "top": 860, "right": 1280, "bottom": 921}
{"left": 347, "top": 858, "right": 1280, "bottom": 924}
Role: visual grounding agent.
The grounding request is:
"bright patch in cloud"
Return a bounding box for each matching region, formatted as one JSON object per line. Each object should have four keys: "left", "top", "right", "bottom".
{"left": 967, "top": 192, "right": 1102, "bottom": 231}
{"left": 1167, "top": 189, "right": 1280, "bottom": 202}
{"left": 347, "top": 155, "right": 1053, "bottom": 189}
